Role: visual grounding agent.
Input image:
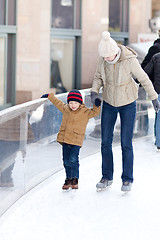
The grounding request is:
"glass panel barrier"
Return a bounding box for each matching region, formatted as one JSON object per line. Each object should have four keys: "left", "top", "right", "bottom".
{"left": 0, "top": 89, "right": 154, "bottom": 216}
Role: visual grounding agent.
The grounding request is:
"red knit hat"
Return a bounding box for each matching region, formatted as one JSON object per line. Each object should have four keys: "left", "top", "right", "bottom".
{"left": 67, "top": 89, "right": 83, "bottom": 104}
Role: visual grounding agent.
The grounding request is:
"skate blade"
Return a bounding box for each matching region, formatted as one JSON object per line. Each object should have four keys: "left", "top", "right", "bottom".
{"left": 121, "top": 190, "right": 131, "bottom": 195}
{"left": 96, "top": 187, "right": 110, "bottom": 192}
{"left": 71, "top": 185, "right": 78, "bottom": 190}
{"left": 62, "top": 187, "right": 72, "bottom": 192}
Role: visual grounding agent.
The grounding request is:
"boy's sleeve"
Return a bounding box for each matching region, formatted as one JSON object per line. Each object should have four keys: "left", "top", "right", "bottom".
{"left": 48, "top": 93, "right": 66, "bottom": 113}
{"left": 87, "top": 105, "right": 101, "bottom": 119}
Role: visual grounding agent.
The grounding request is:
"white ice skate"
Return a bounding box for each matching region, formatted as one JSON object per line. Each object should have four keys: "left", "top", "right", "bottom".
{"left": 96, "top": 178, "right": 113, "bottom": 191}
{"left": 121, "top": 181, "right": 132, "bottom": 193}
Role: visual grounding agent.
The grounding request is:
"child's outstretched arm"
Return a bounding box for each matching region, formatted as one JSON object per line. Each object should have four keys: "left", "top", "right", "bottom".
{"left": 41, "top": 93, "right": 66, "bottom": 113}
{"left": 48, "top": 93, "right": 67, "bottom": 113}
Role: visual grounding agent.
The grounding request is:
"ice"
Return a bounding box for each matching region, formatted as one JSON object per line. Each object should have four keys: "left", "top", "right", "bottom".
{"left": 0, "top": 136, "right": 160, "bottom": 240}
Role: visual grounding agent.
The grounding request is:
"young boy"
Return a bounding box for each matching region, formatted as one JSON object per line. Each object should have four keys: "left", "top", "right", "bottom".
{"left": 41, "top": 90, "right": 101, "bottom": 190}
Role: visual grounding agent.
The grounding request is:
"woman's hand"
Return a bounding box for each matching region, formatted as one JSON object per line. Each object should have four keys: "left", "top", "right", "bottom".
{"left": 90, "top": 92, "right": 101, "bottom": 107}
{"left": 152, "top": 99, "right": 160, "bottom": 112}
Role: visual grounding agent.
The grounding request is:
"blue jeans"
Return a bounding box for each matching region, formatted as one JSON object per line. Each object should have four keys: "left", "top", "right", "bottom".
{"left": 62, "top": 143, "right": 80, "bottom": 179}
{"left": 101, "top": 101, "right": 136, "bottom": 183}
{"left": 155, "top": 94, "right": 160, "bottom": 147}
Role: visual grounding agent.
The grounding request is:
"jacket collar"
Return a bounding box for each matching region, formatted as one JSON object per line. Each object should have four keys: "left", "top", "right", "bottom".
{"left": 118, "top": 44, "right": 137, "bottom": 62}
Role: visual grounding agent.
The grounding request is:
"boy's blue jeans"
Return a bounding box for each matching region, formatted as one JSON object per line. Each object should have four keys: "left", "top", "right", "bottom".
{"left": 101, "top": 101, "right": 136, "bottom": 183}
{"left": 62, "top": 143, "right": 80, "bottom": 179}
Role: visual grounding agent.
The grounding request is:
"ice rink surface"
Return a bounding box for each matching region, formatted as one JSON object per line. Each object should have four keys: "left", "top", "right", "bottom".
{"left": 0, "top": 136, "right": 160, "bottom": 240}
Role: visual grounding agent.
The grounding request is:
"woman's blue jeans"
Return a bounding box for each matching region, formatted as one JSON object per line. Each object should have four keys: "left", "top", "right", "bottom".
{"left": 155, "top": 94, "right": 160, "bottom": 147}
{"left": 101, "top": 101, "right": 136, "bottom": 183}
{"left": 62, "top": 143, "right": 80, "bottom": 179}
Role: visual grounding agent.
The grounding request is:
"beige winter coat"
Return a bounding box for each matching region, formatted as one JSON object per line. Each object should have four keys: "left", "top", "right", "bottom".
{"left": 48, "top": 93, "right": 101, "bottom": 147}
{"left": 91, "top": 44, "right": 158, "bottom": 107}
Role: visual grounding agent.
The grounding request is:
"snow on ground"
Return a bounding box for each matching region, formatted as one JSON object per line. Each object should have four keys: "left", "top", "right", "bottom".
{"left": 0, "top": 136, "right": 160, "bottom": 240}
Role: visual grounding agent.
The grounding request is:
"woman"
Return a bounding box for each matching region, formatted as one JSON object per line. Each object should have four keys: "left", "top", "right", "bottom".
{"left": 91, "top": 31, "right": 160, "bottom": 192}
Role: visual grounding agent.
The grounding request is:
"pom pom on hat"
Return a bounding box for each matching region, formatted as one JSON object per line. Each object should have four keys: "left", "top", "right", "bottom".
{"left": 67, "top": 89, "right": 83, "bottom": 104}
{"left": 98, "top": 31, "right": 119, "bottom": 58}
{"left": 101, "top": 31, "right": 111, "bottom": 40}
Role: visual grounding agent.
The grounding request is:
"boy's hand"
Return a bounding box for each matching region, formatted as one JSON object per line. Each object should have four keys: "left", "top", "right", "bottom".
{"left": 90, "top": 92, "right": 101, "bottom": 107}
{"left": 41, "top": 94, "right": 49, "bottom": 98}
{"left": 95, "top": 98, "right": 101, "bottom": 107}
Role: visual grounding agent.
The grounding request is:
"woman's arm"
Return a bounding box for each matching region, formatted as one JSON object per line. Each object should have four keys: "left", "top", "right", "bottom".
{"left": 91, "top": 58, "right": 103, "bottom": 93}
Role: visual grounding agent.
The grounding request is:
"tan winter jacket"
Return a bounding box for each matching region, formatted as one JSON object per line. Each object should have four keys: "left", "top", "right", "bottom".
{"left": 48, "top": 93, "right": 101, "bottom": 147}
{"left": 91, "top": 44, "right": 158, "bottom": 107}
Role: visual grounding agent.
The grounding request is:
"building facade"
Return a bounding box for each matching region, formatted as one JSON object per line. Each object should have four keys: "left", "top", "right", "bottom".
{"left": 0, "top": 0, "right": 159, "bottom": 109}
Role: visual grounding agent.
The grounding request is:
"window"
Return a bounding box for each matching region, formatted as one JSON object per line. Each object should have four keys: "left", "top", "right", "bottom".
{"left": 0, "top": 36, "right": 6, "bottom": 105}
{"left": 8, "top": 0, "right": 16, "bottom": 25}
{"left": 0, "top": 34, "right": 16, "bottom": 106}
{"left": 0, "top": 0, "right": 16, "bottom": 108}
{"left": 7, "top": 34, "right": 16, "bottom": 103}
{"left": 109, "top": 0, "right": 129, "bottom": 32}
{"left": 0, "top": 0, "right": 16, "bottom": 25}
{"left": 50, "top": 38, "right": 74, "bottom": 92}
{"left": 51, "top": 0, "right": 81, "bottom": 29}
{"left": 0, "top": 0, "right": 5, "bottom": 25}
{"left": 51, "top": 0, "right": 81, "bottom": 93}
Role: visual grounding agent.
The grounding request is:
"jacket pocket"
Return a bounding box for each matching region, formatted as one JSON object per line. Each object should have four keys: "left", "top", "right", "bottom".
{"left": 125, "top": 81, "right": 138, "bottom": 100}
{"left": 73, "top": 128, "right": 85, "bottom": 142}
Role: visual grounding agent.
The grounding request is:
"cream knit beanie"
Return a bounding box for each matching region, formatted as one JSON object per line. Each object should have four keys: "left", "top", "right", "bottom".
{"left": 98, "top": 31, "right": 119, "bottom": 58}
